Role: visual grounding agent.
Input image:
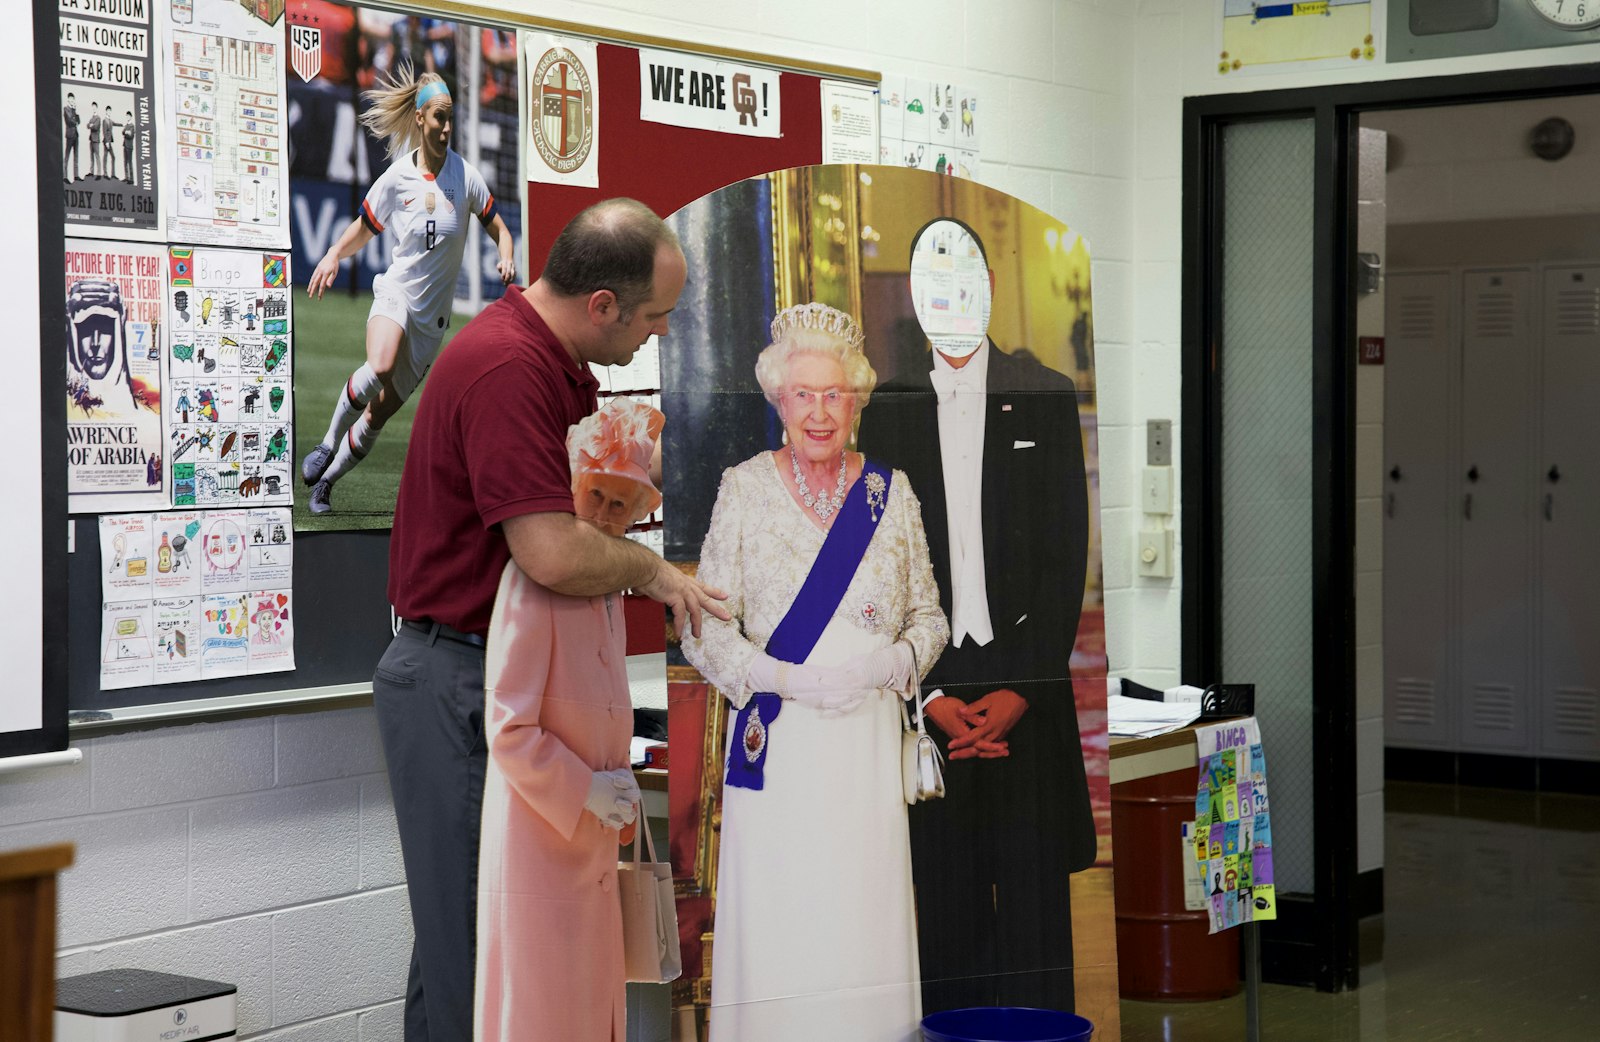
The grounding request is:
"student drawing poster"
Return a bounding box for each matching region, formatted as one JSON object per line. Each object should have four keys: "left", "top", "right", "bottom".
{"left": 101, "top": 599, "right": 155, "bottom": 690}
{"left": 199, "top": 590, "right": 250, "bottom": 678}
{"left": 198, "top": 508, "right": 249, "bottom": 593}
{"left": 166, "top": 247, "right": 293, "bottom": 505}
{"left": 59, "top": 0, "right": 162, "bottom": 237}
{"left": 247, "top": 589, "right": 294, "bottom": 673}
{"left": 99, "top": 512, "right": 154, "bottom": 600}
{"left": 65, "top": 238, "right": 167, "bottom": 513}
{"left": 660, "top": 167, "right": 1113, "bottom": 1033}
{"left": 152, "top": 510, "right": 204, "bottom": 595}
{"left": 152, "top": 596, "right": 203, "bottom": 684}
{"left": 246, "top": 508, "right": 292, "bottom": 585}
{"left": 164, "top": 0, "right": 290, "bottom": 248}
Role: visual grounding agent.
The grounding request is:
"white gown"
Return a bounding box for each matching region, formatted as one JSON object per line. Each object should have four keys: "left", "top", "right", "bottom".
{"left": 682, "top": 453, "right": 949, "bottom": 1042}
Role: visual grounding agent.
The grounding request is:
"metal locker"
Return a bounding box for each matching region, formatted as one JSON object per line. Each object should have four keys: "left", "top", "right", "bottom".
{"left": 1384, "top": 271, "right": 1456, "bottom": 750}
{"left": 1538, "top": 266, "right": 1600, "bottom": 762}
{"left": 1457, "top": 269, "right": 1535, "bottom": 756}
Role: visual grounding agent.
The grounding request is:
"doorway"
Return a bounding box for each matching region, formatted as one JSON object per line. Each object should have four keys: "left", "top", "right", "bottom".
{"left": 1182, "top": 64, "right": 1600, "bottom": 993}
{"left": 1362, "top": 96, "right": 1600, "bottom": 795}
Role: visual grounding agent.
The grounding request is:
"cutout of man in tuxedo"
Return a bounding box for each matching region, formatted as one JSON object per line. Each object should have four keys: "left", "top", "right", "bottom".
{"left": 857, "top": 217, "right": 1096, "bottom": 1014}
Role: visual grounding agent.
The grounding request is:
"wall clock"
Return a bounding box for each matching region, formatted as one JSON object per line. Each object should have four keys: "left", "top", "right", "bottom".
{"left": 1527, "top": 0, "right": 1600, "bottom": 29}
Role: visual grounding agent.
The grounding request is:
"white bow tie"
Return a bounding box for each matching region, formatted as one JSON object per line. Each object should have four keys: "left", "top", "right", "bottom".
{"left": 930, "top": 367, "right": 983, "bottom": 405}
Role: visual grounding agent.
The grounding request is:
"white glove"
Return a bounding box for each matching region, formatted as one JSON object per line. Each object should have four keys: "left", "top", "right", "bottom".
{"left": 584, "top": 768, "right": 640, "bottom": 830}
{"left": 745, "top": 652, "right": 868, "bottom": 716}
{"left": 834, "top": 642, "right": 917, "bottom": 696}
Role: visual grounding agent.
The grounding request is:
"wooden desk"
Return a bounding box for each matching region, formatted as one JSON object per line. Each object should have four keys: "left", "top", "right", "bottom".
{"left": 1, "top": 843, "right": 74, "bottom": 1042}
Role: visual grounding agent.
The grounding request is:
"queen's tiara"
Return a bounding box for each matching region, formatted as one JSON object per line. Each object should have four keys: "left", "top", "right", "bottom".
{"left": 769, "top": 301, "right": 865, "bottom": 353}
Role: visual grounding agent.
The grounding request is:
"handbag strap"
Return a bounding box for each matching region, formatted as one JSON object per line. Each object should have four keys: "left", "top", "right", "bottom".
{"left": 630, "top": 803, "right": 660, "bottom": 865}
{"left": 898, "top": 644, "right": 929, "bottom": 738}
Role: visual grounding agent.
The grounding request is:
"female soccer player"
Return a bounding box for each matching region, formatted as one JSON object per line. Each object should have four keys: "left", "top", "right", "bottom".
{"left": 303, "top": 64, "right": 515, "bottom": 515}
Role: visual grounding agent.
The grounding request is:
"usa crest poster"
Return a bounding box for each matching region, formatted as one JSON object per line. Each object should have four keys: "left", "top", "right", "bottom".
{"left": 166, "top": 246, "right": 294, "bottom": 507}
{"left": 59, "top": 0, "right": 163, "bottom": 238}
{"left": 1191, "top": 717, "right": 1279, "bottom": 932}
{"left": 65, "top": 238, "right": 167, "bottom": 513}
{"left": 163, "top": 0, "right": 290, "bottom": 248}
{"left": 525, "top": 34, "right": 599, "bottom": 187}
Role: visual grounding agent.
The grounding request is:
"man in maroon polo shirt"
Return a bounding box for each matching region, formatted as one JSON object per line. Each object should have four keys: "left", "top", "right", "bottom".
{"left": 374, "top": 198, "right": 727, "bottom": 1042}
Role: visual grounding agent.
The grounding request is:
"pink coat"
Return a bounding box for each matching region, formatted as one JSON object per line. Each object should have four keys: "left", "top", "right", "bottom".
{"left": 475, "top": 562, "right": 633, "bottom": 1042}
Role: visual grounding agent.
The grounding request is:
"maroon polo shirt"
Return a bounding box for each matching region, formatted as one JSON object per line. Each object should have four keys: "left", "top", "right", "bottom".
{"left": 388, "top": 285, "right": 598, "bottom": 635}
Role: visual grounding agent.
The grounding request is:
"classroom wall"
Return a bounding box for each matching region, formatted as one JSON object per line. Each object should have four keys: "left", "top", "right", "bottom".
{"left": 3, "top": 3, "right": 1145, "bottom": 1039}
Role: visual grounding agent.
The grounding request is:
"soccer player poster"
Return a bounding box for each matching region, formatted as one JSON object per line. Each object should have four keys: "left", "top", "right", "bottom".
{"left": 287, "top": 1, "right": 523, "bottom": 532}
{"left": 65, "top": 238, "right": 167, "bottom": 513}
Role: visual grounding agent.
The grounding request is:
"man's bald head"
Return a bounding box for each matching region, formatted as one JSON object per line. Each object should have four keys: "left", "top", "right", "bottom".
{"left": 542, "top": 198, "right": 682, "bottom": 319}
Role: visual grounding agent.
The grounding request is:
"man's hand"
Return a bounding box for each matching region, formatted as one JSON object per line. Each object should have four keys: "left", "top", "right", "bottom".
{"left": 638, "top": 558, "right": 730, "bottom": 640}
{"left": 925, "top": 696, "right": 1006, "bottom": 760}
{"left": 957, "top": 688, "right": 1028, "bottom": 758}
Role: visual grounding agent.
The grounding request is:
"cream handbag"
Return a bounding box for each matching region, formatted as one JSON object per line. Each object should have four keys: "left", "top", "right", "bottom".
{"left": 618, "top": 819, "right": 682, "bottom": 983}
{"left": 901, "top": 686, "right": 946, "bottom": 805}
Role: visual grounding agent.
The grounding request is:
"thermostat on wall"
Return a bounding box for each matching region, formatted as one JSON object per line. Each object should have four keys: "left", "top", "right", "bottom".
{"left": 56, "top": 968, "right": 236, "bottom": 1042}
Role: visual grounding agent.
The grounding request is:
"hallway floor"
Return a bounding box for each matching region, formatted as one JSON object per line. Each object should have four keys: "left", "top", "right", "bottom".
{"left": 1120, "top": 781, "right": 1600, "bottom": 1041}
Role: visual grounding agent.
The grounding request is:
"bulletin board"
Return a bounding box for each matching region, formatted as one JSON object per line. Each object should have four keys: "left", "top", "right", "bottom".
{"left": 20, "top": 0, "right": 876, "bottom": 744}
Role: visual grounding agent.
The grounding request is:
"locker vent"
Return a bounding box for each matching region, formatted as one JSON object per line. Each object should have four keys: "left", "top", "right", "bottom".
{"left": 1553, "top": 286, "right": 1600, "bottom": 338}
{"left": 1393, "top": 678, "right": 1436, "bottom": 726}
{"left": 1396, "top": 294, "right": 1441, "bottom": 340}
{"left": 1551, "top": 687, "right": 1598, "bottom": 737}
{"left": 1470, "top": 684, "right": 1517, "bottom": 731}
{"left": 1470, "top": 292, "right": 1517, "bottom": 338}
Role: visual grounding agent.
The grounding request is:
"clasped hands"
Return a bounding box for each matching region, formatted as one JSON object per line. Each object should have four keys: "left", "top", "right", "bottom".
{"left": 586, "top": 767, "right": 640, "bottom": 842}
{"left": 746, "top": 642, "right": 917, "bottom": 717}
{"left": 925, "top": 688, "right": 1028, "bottom": 760}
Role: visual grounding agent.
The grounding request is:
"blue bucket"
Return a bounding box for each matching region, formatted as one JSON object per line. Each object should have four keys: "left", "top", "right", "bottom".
{"left": 921, "top": 1006, "right": 1094, "bottom": 1042}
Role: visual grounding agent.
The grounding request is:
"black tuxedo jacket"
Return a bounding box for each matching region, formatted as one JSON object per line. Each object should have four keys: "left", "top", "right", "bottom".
{"left": 858, "top": 343, "right": 1089, "bottom": 691}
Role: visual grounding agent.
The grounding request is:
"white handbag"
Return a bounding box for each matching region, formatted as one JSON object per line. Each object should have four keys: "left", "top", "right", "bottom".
{"left": 901, "top": 686, "right": 946, "bottom": 805}
{"left": 617, "top": 818, "right": 683, "bottom": 984}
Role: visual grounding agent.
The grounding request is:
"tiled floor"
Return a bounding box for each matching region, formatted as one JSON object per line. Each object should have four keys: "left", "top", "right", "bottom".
{"left": 1120, "top": 782, "right": 1600, "bottom": 1041}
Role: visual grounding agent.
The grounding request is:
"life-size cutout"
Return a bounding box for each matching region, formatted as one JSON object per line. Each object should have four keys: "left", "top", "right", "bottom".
{"left": 476, "top": 399, "right": 664, "bottom": 1042}
{"left": 680, "top": 302, "right": 949, "bottom": 1041}
{"left": 857, "top": 218, "right": 1097, "bottom": 1014}
{"left": 662, "top": 167, "right": 1109, "bottom": 1038}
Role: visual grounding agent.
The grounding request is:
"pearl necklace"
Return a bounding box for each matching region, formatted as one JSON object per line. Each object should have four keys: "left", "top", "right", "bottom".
{"left": 791, "top": 448, "right": 847, "bottom": 521}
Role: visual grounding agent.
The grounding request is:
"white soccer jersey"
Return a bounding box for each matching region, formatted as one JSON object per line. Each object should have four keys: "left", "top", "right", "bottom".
{"left": 360, "top": 148, "right": 497, "bottom": 338}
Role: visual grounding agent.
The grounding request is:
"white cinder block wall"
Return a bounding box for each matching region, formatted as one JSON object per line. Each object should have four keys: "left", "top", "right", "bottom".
{"left": 0, "top": 710, "right": 407, "bottom": 1039}
{"left": 3, "top": 3, "right": 1146, "bottom": 1040}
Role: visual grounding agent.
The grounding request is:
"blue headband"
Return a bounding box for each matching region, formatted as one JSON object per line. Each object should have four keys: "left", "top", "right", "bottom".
{"left": 415, "top": 81, "right": 450, "bottom": 111}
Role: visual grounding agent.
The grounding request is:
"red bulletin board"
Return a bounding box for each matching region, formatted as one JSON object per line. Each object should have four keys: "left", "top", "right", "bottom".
{"left": 523, "top": 41, "right": 829, "bottom": 277}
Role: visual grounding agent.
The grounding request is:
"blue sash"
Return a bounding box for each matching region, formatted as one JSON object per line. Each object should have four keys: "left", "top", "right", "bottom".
{"left": 725, "top": 460, "right": 892, "bottom": 791}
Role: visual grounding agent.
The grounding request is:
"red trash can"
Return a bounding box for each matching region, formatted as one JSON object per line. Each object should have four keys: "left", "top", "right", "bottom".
{"left": 1111, "top": 767, "right": 1240, "bottom": 1000}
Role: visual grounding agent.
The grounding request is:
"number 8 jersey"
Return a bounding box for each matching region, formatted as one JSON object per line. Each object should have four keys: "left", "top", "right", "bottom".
{"left": 359, "top": 147, "right": 498, "bottom": 337}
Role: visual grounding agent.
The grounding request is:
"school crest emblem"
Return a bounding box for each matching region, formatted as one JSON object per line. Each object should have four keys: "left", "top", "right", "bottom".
{"left": 532, "top": 47, "right": 594, "bottom": 175}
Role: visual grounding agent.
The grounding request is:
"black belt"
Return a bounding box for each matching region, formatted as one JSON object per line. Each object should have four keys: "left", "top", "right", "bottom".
{"left": 402, "top": 618, "right": 487, "bottom": 648}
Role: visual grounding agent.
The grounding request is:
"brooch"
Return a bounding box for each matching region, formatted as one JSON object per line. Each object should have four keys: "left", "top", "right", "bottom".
{"left": 865, "top": 471, "right": 888, "bottom": 521}
{"left": 861, "top": 602, "right": 882, "bottom": 631}
{"left": 742, "top": 711, "right": 767, "bottom": 763}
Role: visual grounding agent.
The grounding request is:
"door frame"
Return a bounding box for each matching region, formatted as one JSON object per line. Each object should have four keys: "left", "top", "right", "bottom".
{"left": 1181, "top": 63, "right": 1600, "bottom": 992}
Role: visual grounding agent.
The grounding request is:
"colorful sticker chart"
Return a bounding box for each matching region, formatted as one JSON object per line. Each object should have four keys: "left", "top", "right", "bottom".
{"left": 166, "top": 246, "right": 293, "bottom": 506}
{"left": 1190, "top": 717, "right": 1278, "bottom": 933}
{"left": 65, "top": 238, "right": 168, "bottom": 513}
{"left": 98, "top": 509, "right": 294, "bottom": 690}
{"left": 164, "top": 0, "right": 290, "bottom": 249}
